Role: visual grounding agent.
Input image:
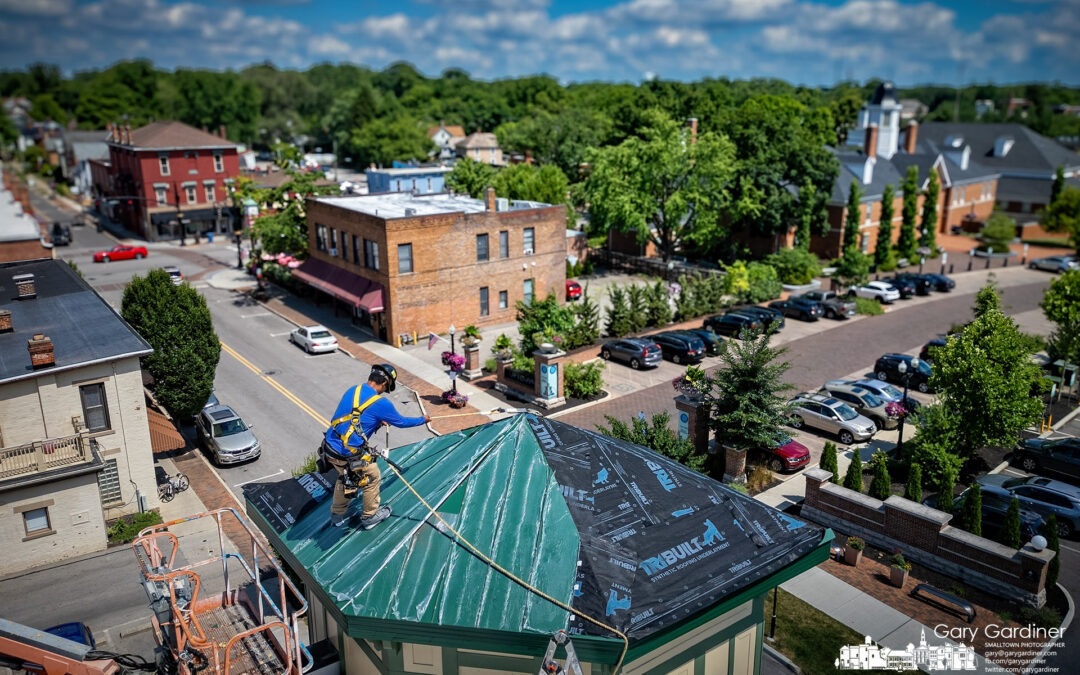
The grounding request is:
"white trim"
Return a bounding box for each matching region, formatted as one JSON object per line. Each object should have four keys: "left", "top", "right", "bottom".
{"left": 0, "top": 349, "right": 153, "bottom": 386}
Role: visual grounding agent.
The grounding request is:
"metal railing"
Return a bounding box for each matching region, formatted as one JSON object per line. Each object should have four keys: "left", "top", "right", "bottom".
{"left": 0, "top": 432, "right": 93, "bottom": 479}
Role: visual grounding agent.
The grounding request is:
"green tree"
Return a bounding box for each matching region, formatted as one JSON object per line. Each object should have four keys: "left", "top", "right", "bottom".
{"left": 936, "top": 469, "right": 955, "bottom": 515}
{"left": 766, "top": 248, "right": 821, "bottom": 286}
{"left": 29, "top": 93, "right": 68, "bottom": 124}
{"left": 930, "top": 285, "right": 1045, "bottom": 458}
{"left": 626, "top": 284, "right": 648, "bottom": 334}
{"left": 566, "top": 286, "right": 600, "bottom": 349}
{"left": 897, "top": 166, "right": 919, "bottom": 261}
{"left": 515, "top": 292, "right": 576, "bottom": 353}
{"left": 348, "top": 116, "right": 434, "bottom": 167}
{"left": 919, "top": 167, "right": 940, "bottom": 254}
{"left": 843, "top": 451, "right": 863, "bottom": 493}
{"left": 868, "top": 451, "right": 891, "bottom": 500}
{"left": 1043, "top": 515, "right": 1060, "bottom": 587}
{"left": 1001, "top": 497, "right": 1022, "bottom": 549}
{"left": 702, "top": 327, "right": 792, "bottom": 456}
{"left": 833, "top": 246, "right": 871, "bottom": 289}
{"left": 1041, "top": 186, "right": 1080, "bottom": 250}
{"left": 446, "top": 157, "right": 497, "bottom": 199}
{"left": 973, "top": 278, "right": 1001, "bottom": 318}
{"left": 843, "top": 180, "right": 863, "bottom": 251}
{"left": 121, "top": 270, "right": 220, "bottom": 420}
{"left": 1041, "top": 270, "right": 1080, "bottom": 371}
{"left": 582, "top": 109, "right": 736, "bottom": 261}
{"left": 745, "top": 262, "right": 783, "bottom": 303}
{"left": 795, "top": 179, "right": 818, "bottom": 250}
{"left": 249, "top": 147, "right": 337, "bottom": 256}
{"left": 493, "top": 163, "right": 573, "bottom": 225}
{"left": 598, "top": 412, "right": 706, "bottom": 473}
{"left": 958, "top": 484, "right": 982, "bottom": 536}
{"left": 820, "top": 441, "right": 840, "bottom": 484}
{"left": 875, "top": 184, "right": 896, "bottom": 268}
{"left": 981, "top": 212, "right": 1017, "bottom": 253}
{"left": 904, "top": 463, "right": 923, "bottom": 502}
{"left": 645, "top": 280, "right": 672, "bottom": 327}
{"left": 604, "top": 286, "right": 633, "bottom": 338}
{"left": 908, "top": 404, "right": 965, "bottom": 486}
{"left": 1049, "top": 166, "right": 1065, "bottom": 207}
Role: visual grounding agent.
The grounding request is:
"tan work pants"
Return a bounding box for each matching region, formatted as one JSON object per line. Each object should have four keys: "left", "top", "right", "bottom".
{"left": 326, "top": 453, "right": 381, "bottom": 519}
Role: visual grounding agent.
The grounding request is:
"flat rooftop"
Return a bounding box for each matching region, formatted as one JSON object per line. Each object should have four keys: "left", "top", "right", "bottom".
{"left": 312, "top": 192, "right": 550, "bottom": 219}
{"left": 365, "top": 166, "right": 452, "bottom": 177}
{"left": 1, "top": 170, "right": 43, "bottom": 243}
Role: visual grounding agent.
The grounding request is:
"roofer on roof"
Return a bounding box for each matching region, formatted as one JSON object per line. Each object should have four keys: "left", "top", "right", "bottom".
{"left": 321, "top": 364, "right": 428, "bottom": 530}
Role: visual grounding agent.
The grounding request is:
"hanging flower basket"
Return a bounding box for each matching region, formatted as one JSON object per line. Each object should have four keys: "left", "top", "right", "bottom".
{"left": 885, "top": 401, "right": 908, "bottom": 419}
{"left": 445, "top": 353, "right": 466, "bottom": 372}
{"left": 442, "top": 389, "right": 468, "bottom": 409}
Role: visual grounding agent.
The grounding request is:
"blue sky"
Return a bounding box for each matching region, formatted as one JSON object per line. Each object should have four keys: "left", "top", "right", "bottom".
{"left": 1, "top": 0, "right": 1077, "bottom": 85}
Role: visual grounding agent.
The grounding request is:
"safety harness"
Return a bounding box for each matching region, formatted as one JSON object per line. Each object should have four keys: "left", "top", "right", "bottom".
{"left": 323, "top": 387, "right": 384, "bottom": 497}
{"left": 329, "top": 386, "right": 382, "bottom": 456}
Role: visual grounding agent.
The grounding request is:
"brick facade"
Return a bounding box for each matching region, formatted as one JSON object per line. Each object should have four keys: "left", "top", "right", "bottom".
{"left": 305, "top": 195, "right": 566, "bottom": 343}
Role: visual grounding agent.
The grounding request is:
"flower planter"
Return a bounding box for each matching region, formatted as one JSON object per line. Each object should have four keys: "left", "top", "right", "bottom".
{"left": 540, "top": 342, "right": 557, "bottom": 353}
{"left": 449, "top": 399, "right": 467, "bottom": 409}
{"left": 890, "top": 566, "right": 909, "bottom": 588}
{"left": 844, "top": 547, "right": 863, "bottom": 566}
{"left": 462, "top": 336, "right": 479, "bottom": 348}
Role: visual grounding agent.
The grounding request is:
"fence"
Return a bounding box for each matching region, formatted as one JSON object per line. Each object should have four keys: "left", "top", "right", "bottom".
{"left": 0, "top": 433, "right": 94, "bottom": 480}
{"left": 590, "top": 249, "right": 724, "bottom": 280}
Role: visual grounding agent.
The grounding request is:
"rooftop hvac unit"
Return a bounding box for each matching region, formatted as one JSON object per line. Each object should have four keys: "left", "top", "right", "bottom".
{"left": 404, "top": 207, "right": 416, "bottom": 216}
{"left": 496, "top": 198, "right": 509, "bottom": 212}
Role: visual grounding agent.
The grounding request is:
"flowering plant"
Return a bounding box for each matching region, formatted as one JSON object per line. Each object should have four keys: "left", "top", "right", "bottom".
{"left": 847, "top": 536, "right": 865, "bottom": 551}
{"left": 891, "top": 552, "right": 912, "bottom": 571}
{"left": 885, "top": 401, "right": 908, "bottom": 419}
{"left": 445, "top": 353, "right": 466, "bottom": 372}
{"left": 441, "top": 350, "right": 453, "bottom": 366}
{"left": 672, "top": 365, "right": 709, "bottom": 398}
{"left": 442, "top": 389, "right": 468, "bottom": 408}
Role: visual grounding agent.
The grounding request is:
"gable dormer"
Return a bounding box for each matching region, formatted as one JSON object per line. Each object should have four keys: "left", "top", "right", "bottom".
{"left": 994, "top": 136, "right": 1014, "bottom": 157}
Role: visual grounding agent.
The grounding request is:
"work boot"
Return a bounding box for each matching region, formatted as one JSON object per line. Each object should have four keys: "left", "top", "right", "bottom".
{"left": 359, "top": 505, "right": 392, "bottom": 530}
{"left": 330, "top": 512, "right": 355, "bottom": 528}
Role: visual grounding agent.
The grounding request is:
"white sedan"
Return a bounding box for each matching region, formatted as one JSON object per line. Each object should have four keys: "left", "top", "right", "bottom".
{"left": 851, "top": 281, "right": 901, "bottom": 303}
{"left": 289, "top": 325, "right": 339, "bottom": 353}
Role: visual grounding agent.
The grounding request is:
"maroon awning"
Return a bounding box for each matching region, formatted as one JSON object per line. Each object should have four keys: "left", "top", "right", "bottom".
{"left": 292, "top": 258, "right": 385, "bottom": 312}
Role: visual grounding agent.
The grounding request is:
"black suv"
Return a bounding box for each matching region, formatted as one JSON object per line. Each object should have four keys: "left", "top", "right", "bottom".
{"left": 886, "top": 277, "right": 916, "bottom": 298}
{"left": 652, "top": 331, "right": 706, "bottom": 364}
{"left": 704, "top": 312, "right": 762, "bottom": 338}
{"left": 891, "top": 273, "right": 933, "bottom": 296}
{"left": 768, "top": 297, "right": 824, "bottom": 321}
{"left": 681, "top": 328, "right": 724, "bottom": 355}
{"left": 51, "top": 222, "right": 71, "bottom": 246}
{"left": 873, "top": 354, "right": 933, "bottom": 393}
{"left": 1013, "top": 437, "right": 1080, "bottom": 482}
{"left": 919, "top": 337, "right": 947, "bottom": 364}
{"left": 732, "top": 306, "right": 785, "bottom": 331}
{"left": 923, "top": 273, "right": 956, "bottom": 292}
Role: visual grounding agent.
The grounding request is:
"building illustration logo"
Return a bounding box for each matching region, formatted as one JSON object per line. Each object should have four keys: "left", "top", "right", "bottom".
{"left": 836, "top": 629, "right": 976, "bottom": 671}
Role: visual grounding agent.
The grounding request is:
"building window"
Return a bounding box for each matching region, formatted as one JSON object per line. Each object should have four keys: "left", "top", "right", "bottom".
{"left": 427, "top": 177, "right": 432, "bottom": 192}
{"left": 398, "top": 243, "right": 413, "bottom": 274}
{"left": 155, "top": 187, "right": 167, "bottom": 205}
{"left": 23, "top": 507, "right": 51, "bottom": 536}
{"left": 205, "top": 184, "right": 215, "bottom": 203}
{"left": 329, "top": 228, "right": 337, "bottom": 255}
{"left": 499, "top": 290, "right": 508, "bottom": 309}
{"left": 214, "top": 153, "right": 224, "bottom": 172}
{"left": 315, "top": 224, "right": 328, "bottom": 252}
{"left": 340, "top": 232, "right": 349, "bottom": 262}
{"left": 185, "top": 185, "right": 197, "bottom": 203}
{"left": 412, "top": 178, "right": 417, "bottom": 192}
{"left": 353, "top": 234, "right": 361, "bottom": 262}
{"left": 80, "top": 382, "right": 110, "bottom": 432}
{"left": 396, "top": 180, "right": 402, "bottom": 192}
{"left": 523, "top": 279, "right": 534, "bottom": 306}
{"left": 159, "top": 154, "right": 170, "bottom": 176}
{"left": 480, "top": 287, "right": 489, "bottom": 316}
{"left": 364, "top": 239, "right": 380, "bottom": 270}
{"left": 499, "top": 230, "right": 508, "bottom": 258}
{"left": 476, "top": 233, "right": 489, "bottom": 262}
{"left": 523, "top": 227, "right": 534, "bottom": 254}
{"left": 98, "top": 459, "right": 122, "bottom": 505}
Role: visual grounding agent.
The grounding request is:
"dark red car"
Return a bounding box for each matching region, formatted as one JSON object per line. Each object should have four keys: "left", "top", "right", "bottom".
{"left": 758, "top": 436, "right": 811, "bottom": 473}
{"left": 93, "top": 245, "right": 148, "bottom": 263}
{"left": 565, "top": 279, "right": 582, "bottom": 301}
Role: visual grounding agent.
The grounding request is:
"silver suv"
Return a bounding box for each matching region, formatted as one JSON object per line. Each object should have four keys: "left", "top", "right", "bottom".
{"left": 818, "top": 382, "right": 898, "bottom": 431}
{"left": 789, "top": 393, "right": 876, "bottom": 445}
{"left": 197, "top": 405, "right": 261, "bottom": 465}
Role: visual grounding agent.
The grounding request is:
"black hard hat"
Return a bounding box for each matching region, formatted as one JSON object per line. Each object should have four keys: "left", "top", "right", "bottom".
{"left": 371, "top": 363, "right": 398, "bottom": 392}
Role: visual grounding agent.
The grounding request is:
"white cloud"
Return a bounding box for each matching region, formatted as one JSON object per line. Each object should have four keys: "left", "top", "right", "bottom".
{"left": 609, "top": 0, "right": 792, "bottom": 24}
{"left": 0, "top": 0, "right": 72, "bottom": 15}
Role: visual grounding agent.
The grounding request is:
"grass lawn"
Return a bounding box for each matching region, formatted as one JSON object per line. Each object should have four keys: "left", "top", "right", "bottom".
{"left": 763, "top": 588, "right": 916, "bottom": 675}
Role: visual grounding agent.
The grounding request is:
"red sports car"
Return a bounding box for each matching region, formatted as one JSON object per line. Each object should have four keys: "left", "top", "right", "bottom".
{"left": 565, "top": 280, "right": 582, "bottom": 301}
{"left": 93, "top": 245, "right": 148, "bottom": 263}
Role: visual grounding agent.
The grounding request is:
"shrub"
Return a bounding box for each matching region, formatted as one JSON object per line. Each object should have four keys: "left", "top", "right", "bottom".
{"left": 980, "top": 212, "right": 1017, "bottom": 253}
{"left": 868, "top": 451, "right": 891, "bottom": 500}
{"left": 605, "top": 285, "right": 633, "bottom": 337}
{"left": 484, "top": 357, "right": 497, "bottom": 373}
{"left": 565, "top": 361, "right": 605, "bottom": 399}
{"left": 766, "top": 248, "right": 822, "bottom": 285}
{"left": 904, "top": 463, "right": 923, "bottom": 502}
{"left": 936, "top": 469, "right": 955, "bottom": 515}
{"left": 645, "top": 280, "right": 672, "bottom": 327}
{"left": 745, "top": 262, "right": 783, "bottom": 303}
{"left": 292, "top": 453, "right": 318, "bottom": 477}
{"left": 846, "top": 536, "right": 865, "bottom": 551}
{"left": 511, "top": 349, "right": 535, "bottom": 373}
{"left": 820, "top": 442, "right": 840, "bottom": 484}
{"left": 566, "top": 286, "right": 601, "bottom": 348}
{"left": 597, "top": 411, "right": 705, "bottom": 472}
{"left": 55, "top": 182, "right": 70, "bottom": 197}
{"left": 843, "top": 452, "right": 863, "bottom": 492}
{"left": 107, "top": 510, "right": 164, "bottom": 544}
{"left": 1019, "top": 606, "right": 1062, "bottom": 630}
{"left": 891, "top": 553, "right": 912, "bottom": 571}
{"left": 727, "top": 481, "right": 749, "bottom": 494}
{"left": 721, "top": 262, "right": 750, "bottom": 298}
{"left": 516, "top": 292, "right": 576, "bottom": 353}
{"left": 958, "top": 483, "right": 982, "bottom": 536}
{"left": 854, "top": 297, "right": 884, "bottom": 316}
{"left": 626, "top": 284, "right": 648, "bottom": 334}
{"left": 1001, "top": 497, "right": 1022, "bottom": 549}
{"left": 747, "top": 465, "right": 774, "bottom": 492}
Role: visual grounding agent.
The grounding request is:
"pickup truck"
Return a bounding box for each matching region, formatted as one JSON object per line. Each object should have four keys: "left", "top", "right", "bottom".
{"left": 792, "top": 290, "right": 856, "bottom": 319}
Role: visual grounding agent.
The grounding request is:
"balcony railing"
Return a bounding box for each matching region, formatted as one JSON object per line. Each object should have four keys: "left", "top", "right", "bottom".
{"left": 0, "top": 433, "right": 94, "bottom": 480}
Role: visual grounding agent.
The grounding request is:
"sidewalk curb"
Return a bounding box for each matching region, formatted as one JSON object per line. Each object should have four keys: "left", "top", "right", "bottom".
{"left": 1050, "top": 404, "right": 1080, "bottom": 432}
{"left": 763, "top": 642, "right": 801, "bottom": 674}
{"left": 1022, "top": 582, "right": 1073, "bottom": 675}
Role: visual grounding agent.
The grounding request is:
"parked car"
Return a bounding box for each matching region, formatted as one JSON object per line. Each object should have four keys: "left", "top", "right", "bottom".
{"left": 768, "top": 297, "right": 824, "bottom": 321}
{"left": 919, "top": 337, "right": 947, "bottom": 364}
{"left": 290, "top": 324, "right": 338, "bottom": 353}
{"left": 652, "top": 331, "right": 706, "bottom": 364}
{"left": 566, "top": 280, "right": 583, "bottom": 301}
{"left": 818, "top": 381, "right": 898, "bottom": 430}
{"left": 681, "top": 328, "right": 724, "bottom": 355}
{"left": 704, "top": 312, "right": 762, "bottom": 338}
{"left": 600, "top": 338, "right": 663, "bottom": 369}
{"left": 731, "top": 306, "right": 785, "bottom": 331}
{"left": 977, "top": 474, "right": 1080, "bottom": 537}
{"left": 838, "top": 378, "right": 922, "bottom": 412}
{"left": 50, "top": 222, "right": 71, "bottom": 246}
{"left": 93, "top": 245, "right": 148, "bottom": 262}
{"left": 1028, "top": 256, "right": 1078, "bottom": 274}
{"left": 924, "top": 490, "right": 1046, "bottom": 543}
{"left": 203, "top": 389, "right": 220, "bottom": 410}
{"left": 754, "top": 435, "right": 812, "bottom": 473}
{"left": 792, "top": 290, "right": 856, "bottom": 320}
{"left": 886, "top": 276, "right": 917, "bottom": 299}
{"left": 874, "top": 353, "right": 933, "bottom": 393}
{"left": 1013, "top": 437, "right": 1080, "bottom": 482}
{"left": 163, "top": 265, "right": 184, "bottom": 286}
{"left": 923, "top": 273, "right": 956, "bottom": 292}
{"left": 850, "top": 280, "right": 901, "bottom": 303}
{"left": 197, "top": 405, "right": 261, "bottom": 465}
{"left": 891, "top": 273, "right": 933, "bottom": 296}
{"left": 789, "top": 393, "right": 877, "bottom": 445}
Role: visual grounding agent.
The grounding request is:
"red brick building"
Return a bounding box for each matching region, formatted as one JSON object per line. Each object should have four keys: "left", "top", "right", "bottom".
{"left": 299, "top": 189, "right": 566, "bottom": 343}
{"left": 97, "top": 121, "right": 241, "bottom": 240}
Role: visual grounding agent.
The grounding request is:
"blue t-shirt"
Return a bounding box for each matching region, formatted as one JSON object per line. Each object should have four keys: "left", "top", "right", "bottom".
{"left": 323, "top": 383, "right": 426, "bottom": 456}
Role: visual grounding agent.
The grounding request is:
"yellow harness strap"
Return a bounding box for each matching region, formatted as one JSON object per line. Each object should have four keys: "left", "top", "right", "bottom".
{"left": 330, "top": 387, "right": 382, "bottom": 451}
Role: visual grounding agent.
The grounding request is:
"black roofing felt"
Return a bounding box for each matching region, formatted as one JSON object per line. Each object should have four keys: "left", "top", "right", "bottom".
{"left": 0, "top": 259, "right": 152, "bottom": 382}
{"left": 917, "top": 123, "right": 1080, "bottom": 173}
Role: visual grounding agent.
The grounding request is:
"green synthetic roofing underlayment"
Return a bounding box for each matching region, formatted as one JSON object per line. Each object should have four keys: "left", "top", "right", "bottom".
{"left": 244, "top": 414, "right": 830, "bottom": 661}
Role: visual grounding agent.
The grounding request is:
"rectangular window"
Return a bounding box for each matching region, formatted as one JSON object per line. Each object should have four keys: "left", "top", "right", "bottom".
{"left": 352, "top": 234, "right": 361, "bottom": 263}
{"left": 185, "top": 185, "right": 197, "bottom": 203}
{"left": 364, "top": 239, "right": 380, "bottom": 270}
{"left": 523, "top": 227, "right": 535, "bottom": 254}
{"left": 155, "top": 187, "right": 167, "bottom": 205}
{"left": 97, "top": 459, "right": 122, "bottom": 505}
{"left": 427, "top": 177, "right": 432, "bottom": 192}
{"left": 340, "top": 232, "right": 349, "bottom": 262}
{"left": 80, "top": 382, "right": 110, "bottom": 432}
{"left": 398, "top": 243, "right": 413, "bottom": 274}
{"left": 476, "top": 233, "right": 489, "bottom": 262}
{"left": 499, "top": 231, "right": 508, "bottom": 258}
{"left": 480, "top": 287, "right": 489, "bottom": 316}
{"left": 329, "top": 228, "right": 337, "bottom": 254}
{"left": 205, "top": 184, "right": 215, "bottom": 203}
{"left": 523, "top": 278, "right": 534, "bottom": 306}
{"left": 214, "top": 153, "right": 224, "bottom": 172}
{"left": 23, "top": 507, "right": 51, "bottom": 535}
{"left": 499, "top": 290, "right": 508, "bottom": 309}
{"left": 316, "top": 224, "right": 328, "bottom": 252}
{"left": 159, "top": 154, "right": 170, "bottom": 176}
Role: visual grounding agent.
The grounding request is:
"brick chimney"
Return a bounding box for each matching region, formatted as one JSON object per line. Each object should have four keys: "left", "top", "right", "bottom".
{"left": 28, "top": 334, "right": 54, "bottom": 369}
{"left": 13, "top": 273, "right": 36, "bottom": 299}
{"left": 0, "top": 309, "right": 12, "bottom": 333}
{"left": 686, "top": 117, "right": 698, "bottom": 145}
{"left": 219, "top": 124, "right": 227, "bottom": 140}
{"left": 864, "top": 123, "right": 878, "bottom": 159}
{"left": 106, "top": 122, "right": 114, "bottom": 141}
{"left": 485, "top": 186, "right": 497, "bottom": 212}
{"left": 904, "top": 121, "right": 918, "bottom": 154}
{"left": 125, "top": 124, "right": 133, "bottom": 145}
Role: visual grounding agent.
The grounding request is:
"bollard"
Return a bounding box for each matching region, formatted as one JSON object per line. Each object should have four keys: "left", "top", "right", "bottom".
{"left": 1003, "top": 257, "right": 1008, "bottom": 268}
{"left": 396, "top": 335, "right": 402, "bottom": 348}
{"left": 949, "top": 264, "right": 954, "bottom": 274}
{"left": 968, "top": 260, "right": 973, "bottom": 271}
{"left": 413, "top": 331, "right": 418, "bottom": 345}
{"left": 985, "top": 257, "right": 991, "bottom": 269}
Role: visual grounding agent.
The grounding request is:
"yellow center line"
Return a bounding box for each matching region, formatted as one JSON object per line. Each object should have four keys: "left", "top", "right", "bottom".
{"left": 220, "top": 341, "right": 330, "bottom": 427}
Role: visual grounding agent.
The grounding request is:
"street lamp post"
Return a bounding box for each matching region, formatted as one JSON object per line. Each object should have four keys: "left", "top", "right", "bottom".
{"left": 895, "top": 358, "right": 920, "bottom": 455}
{"left": 235, "top": 232, "right": 243, "bottom": 269}
{"left": 449, "top": 324, "right": 456, "bottom": 356}
{"left": 174, "top": 183, "right": 186, "bottom": 247}
{"left": 448, "top": 324, "right": 457, "bottom": 394}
